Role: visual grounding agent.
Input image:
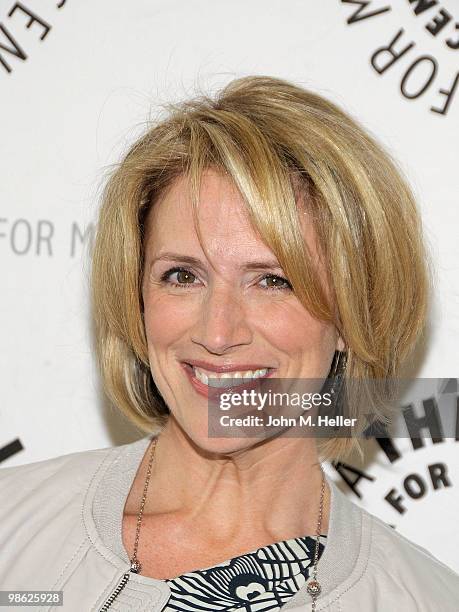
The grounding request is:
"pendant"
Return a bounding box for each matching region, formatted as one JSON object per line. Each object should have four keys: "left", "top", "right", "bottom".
{"left": 306, "top": 579, "right": 322, "bottom": 597}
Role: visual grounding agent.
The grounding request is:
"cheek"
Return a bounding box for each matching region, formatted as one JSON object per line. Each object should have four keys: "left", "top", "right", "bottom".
{"left": 143, "top": 294, "right": 193, "bottom": 345}
{"left": 257, "top": 304, "right": 336, "bottom": 380}
{"left": 258, "top": 303, "right": 331, "bottom": 351}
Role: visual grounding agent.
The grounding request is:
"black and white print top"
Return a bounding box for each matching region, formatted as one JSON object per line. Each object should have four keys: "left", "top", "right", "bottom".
{"left": 161, "top": 533, "right": 327, "bottom": 611}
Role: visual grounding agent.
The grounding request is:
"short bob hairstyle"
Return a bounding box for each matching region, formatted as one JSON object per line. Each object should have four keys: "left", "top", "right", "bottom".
{"left": 91, "top": 75, "right": 433, "bottom": 462}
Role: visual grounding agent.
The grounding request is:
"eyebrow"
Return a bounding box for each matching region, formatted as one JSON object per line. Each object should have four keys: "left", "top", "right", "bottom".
{"left": 150, "top": 252, "right": 283, "bottom": 272}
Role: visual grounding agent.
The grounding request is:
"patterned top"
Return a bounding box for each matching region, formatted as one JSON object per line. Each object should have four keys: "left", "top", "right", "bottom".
{"left": 161, "top": 534, "right": 327, "bottom": 611}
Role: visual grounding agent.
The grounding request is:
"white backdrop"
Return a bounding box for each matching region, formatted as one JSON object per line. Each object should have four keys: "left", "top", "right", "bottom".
{"left": 1, "top": 1, "right": 458, "bottom": 571}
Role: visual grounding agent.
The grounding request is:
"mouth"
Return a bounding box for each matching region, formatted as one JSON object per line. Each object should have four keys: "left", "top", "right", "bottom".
{"left": 181, "top": 362, "right": 276, "bottom": 393}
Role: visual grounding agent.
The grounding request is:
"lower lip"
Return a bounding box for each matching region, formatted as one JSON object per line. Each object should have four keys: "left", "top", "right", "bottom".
{"left": 181, "top": 363, "right": 275, "bottom": 399}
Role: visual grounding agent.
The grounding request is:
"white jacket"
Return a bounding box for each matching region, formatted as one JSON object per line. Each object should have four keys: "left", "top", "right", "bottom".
{"left": 0, "top": 434, "right": 458, "bottom": 612}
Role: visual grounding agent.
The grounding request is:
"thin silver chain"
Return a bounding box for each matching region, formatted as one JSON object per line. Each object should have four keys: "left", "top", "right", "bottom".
{"left": 98, "top": 438, "right": 159, "bottom": 611}
{"left": 131, "top": 437, "right": 326, "bottom": 610}
{"left": 129, "top": 437, "right": 158, "bottom": 574}
{"left": 307, "top": 466, "right": 326, "bottom": 611}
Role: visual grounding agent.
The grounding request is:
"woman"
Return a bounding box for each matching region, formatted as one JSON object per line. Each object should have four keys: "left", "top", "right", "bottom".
{"left": 1, "top": 75, "right": 458, "bottom": 612}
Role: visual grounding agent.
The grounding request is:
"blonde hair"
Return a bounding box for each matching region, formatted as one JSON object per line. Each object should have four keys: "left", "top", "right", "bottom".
{"left": 91, "top": 75, "right": 433, "bottom": 462}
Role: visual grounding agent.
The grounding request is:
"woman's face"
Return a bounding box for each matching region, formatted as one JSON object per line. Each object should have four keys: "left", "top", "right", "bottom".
{"left": 142, "top": 168, "right": 344, "bottom": 451}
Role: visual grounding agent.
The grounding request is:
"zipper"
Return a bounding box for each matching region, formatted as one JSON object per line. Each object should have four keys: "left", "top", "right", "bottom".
{"left": 99, "top": 565, "right": 138, "bottom": 611}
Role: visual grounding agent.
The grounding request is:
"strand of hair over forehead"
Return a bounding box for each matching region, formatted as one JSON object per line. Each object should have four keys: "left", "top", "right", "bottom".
{"left": 167, "top": 86, "right": 334, "bottom": 328}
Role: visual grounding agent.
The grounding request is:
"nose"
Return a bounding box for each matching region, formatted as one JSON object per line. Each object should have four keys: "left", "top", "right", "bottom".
{"left": 190, "top": 282, "right": 253, "bottom": 354}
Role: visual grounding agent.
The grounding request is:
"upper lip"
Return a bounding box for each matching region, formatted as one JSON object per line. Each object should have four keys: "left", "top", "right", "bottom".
{"left": 183, "top": 359, "right": 274, "bottom": 373}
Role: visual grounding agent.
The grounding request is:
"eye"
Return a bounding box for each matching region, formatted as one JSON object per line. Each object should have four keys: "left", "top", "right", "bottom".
{"left": 159, "top": 267, "right": 293, "bottom": 292}
{"left": 259, "top": 274, "right": 292, "bottom": 291}
{"left": 160, "top": 266, "right": 198, "bottom": 288}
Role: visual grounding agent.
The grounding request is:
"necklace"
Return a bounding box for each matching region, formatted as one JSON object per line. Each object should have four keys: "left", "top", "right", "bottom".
{"left": 307, "top": 465, "right": 326, "bottom": 611}
{"left": 99, "top": 437, "right": 326, "bottom": 611}
{"left": 99, "top": 438, "right": 159, "bottom": 612}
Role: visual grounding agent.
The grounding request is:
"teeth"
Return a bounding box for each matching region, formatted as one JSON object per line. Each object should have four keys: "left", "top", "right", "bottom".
{"left": 192, "top": 366, "right": 269, "bottom": 387}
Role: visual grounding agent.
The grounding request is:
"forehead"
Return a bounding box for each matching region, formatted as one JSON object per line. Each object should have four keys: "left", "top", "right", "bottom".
{"left": 143, "top": 168, "right": 321, "bottom": 268}
{"left": 145, "top": 169, "right": 252, "bottom": 236}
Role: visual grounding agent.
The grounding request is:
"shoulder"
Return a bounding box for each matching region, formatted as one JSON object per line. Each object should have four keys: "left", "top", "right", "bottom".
{"left": 0, "top": 443, "right": 125, "bottom": 590}
{"left": 0, "top": 444, "right": 116, "bottom": 516}
{"left": 364, "top": 506, "right": 459, "bottom": 607}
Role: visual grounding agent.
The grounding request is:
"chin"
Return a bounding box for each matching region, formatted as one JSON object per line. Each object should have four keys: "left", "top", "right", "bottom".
{"left": 184, "top": 425, "right": 263, "bottom": 457}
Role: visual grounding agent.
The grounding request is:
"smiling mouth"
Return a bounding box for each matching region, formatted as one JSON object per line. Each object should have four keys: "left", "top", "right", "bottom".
{"left": 183, "top": 363, "right": 275, "bottom": 389}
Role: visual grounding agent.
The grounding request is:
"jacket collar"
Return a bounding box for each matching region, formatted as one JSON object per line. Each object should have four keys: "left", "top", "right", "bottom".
{"left": 84, "top": 434, "right": 370, "bottom": 609}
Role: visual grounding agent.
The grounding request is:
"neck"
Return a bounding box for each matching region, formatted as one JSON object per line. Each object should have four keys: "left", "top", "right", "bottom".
{"left": 124, "top": 419, "right": 330, "bottom": 544}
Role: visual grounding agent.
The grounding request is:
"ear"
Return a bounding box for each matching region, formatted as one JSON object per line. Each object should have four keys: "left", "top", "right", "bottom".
{"left": 336, "top": 334, "right": 345, "bottom": 352}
